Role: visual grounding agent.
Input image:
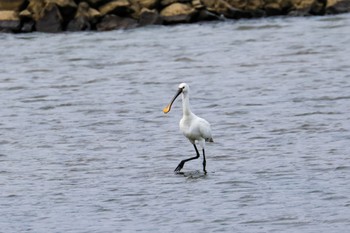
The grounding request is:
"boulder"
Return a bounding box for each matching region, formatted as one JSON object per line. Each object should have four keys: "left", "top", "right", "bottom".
{"left": 25, "top": 0, "right": 45, "bottom": 21}
{"left": 242, "top": 0, "right": 265, "bottom": 17}
{"left": 85, "top": 0, "right": 111, "bottom": 8}
{"left": 326, "top": 0, "right": 350, "bottom": 14}
{"left": 0, "top": 10, "right": 20, "bottom": 20}
{"left": 192, "top": 0, "right": 204, "bottom": 9}
{"left": 201, "top": 0, "right": 251, "bottom": 19}
{"left": 288, "top": 0, "right": 324, "bottom": 16}
{"left": 19, "top": 8, "right": 35, "bottom": 32}
{"left": 0, "top": 10, "right": 21, "bottom": 32}
{"left": 139, "top": 8, "right": 162, "bottom": 26}
{"left": 139, "top": 0, "right": 159, "bottom": 9}
{"left": 47, "top": 0, "right": 77, "bottom": 24}
{"left": 96, "top": 14, "right": 138, "bottom": 30}
{"left": 128, "top": 0, "right": 142, "bottom": 19}
{"left": 75, "top": 2, "right": 101, "bottom": 20}
{"left": 67, "top": 17, "right": 91, "bottom": 31}
{"left": 160, "top": 2, "right": 195, "bottom": 16}
{"left": 246, "top": 0, "right": 264, "bottom": 11}
{"left": 67, "top": 1, "right": 101, "bottom": 31}
{"left": 0, "top": 0, "right": 27, "bottom": 11}
{"left": 21, "top": 20, "right": 35, "bottom": 32}
{"left": 264, "top": 0, "right": 292, "bottom": 16}
{"left": 19, "top": 9, "right": 32, "bottom": 18}
{"left": 46, "top": 0, "right": 76, "bottom": 8}
{"left": 264, "top": 1, "right": 283, "bottom": 16}
{"left": 161, "top": 0, "right": 179, "bottom": 7}
{"left": 36, "top": 3, "right": 63, "bottom": 32}
{"left": 161, "top": 0, "right": 192, "bottom": 7}
{"left": 225, "top": 0, "right": 246, "bottom": 9}
{"left": 99, "top": 0, "right": 133, "bottom": 16}
{"left": 196, "top": 9, "right": 221, "bottom": 21}
{"left": 160, "top": 3, "right": 197, "bottom": 23}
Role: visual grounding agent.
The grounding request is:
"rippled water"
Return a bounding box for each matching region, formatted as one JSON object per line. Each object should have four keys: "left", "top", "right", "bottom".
{"left": 1, "top": 14, "right": 350, "bottom": 232}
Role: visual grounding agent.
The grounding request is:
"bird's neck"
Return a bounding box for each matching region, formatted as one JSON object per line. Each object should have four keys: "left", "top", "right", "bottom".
{"left": 182, "top": 93, "right": 193, "bottom": 117}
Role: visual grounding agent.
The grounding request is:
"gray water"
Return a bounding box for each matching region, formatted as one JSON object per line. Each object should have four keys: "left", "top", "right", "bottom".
{"left": 1, "top": 14, "right": 350, "bottom": 232}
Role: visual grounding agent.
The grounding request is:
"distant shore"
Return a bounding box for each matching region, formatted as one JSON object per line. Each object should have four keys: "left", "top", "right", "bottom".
{"left": 0, "top": 0, "right": 349, "bottom": 33}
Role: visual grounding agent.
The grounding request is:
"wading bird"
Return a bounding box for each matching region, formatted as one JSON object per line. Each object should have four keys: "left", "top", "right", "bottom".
{"left": 163, "top": 83, "right": 213, "bottom": 174}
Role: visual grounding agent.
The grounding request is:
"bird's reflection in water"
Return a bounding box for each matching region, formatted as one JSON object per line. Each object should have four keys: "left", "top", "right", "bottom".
{"left": 175, "top": 170, "right": 209, "bottom": 179}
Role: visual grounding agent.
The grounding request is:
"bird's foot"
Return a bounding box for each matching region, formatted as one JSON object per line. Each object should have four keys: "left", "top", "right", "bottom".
{"left": 203, "top": 169, "right": 207, "bottom": 175}
{"left": 174, "top": 161, "right": 185, "bottom": 173}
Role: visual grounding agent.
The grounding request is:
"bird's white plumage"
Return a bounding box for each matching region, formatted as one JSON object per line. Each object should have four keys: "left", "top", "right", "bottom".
{"left": 178, "top": 83, "right": 213, "bottom": 148}
{"left": 180, "top": 112, "right": 212, "bottom": 146}
{"left": 163, "top": 83, "right": 213, "bottom": 173}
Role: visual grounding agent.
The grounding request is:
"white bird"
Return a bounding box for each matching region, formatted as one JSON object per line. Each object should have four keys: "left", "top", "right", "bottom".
{"left": 163, "top": 83, "right": 213, "bottom": 174}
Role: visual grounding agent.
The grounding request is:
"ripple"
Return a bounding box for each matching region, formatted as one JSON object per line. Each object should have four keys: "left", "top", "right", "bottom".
{"left": 294, "top": 111, "right": 342, "bottom": 116}
{"left": 1, "top": 14, "right": 350, "bottom": 233}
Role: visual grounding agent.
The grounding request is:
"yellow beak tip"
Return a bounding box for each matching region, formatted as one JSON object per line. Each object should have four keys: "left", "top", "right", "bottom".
{"left": 163, "top": 106, "right": 170, "bottom": 114}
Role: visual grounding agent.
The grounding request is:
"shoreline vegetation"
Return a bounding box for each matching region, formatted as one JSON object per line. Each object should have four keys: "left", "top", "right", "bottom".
{"left": 0, "top": 0, "right": 349, "bottom": 33}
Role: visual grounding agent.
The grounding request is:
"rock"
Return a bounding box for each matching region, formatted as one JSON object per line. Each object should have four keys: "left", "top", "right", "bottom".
{"left": 50, "top": 0, "right": 76, "bottom": 8}
{"left": 85, "top": 0, "right": 111, "bottom": 8}
{"left": 36, "top": 3, "right": 63, "bottom": 32}
{"left": 160, "top": 3, "right": 197, "bottom": 24}
{"left": 139, "top": 0, "right": 158, "bottom": 9}
{"left": 25, "top": 0, "right": 45, "bottom": 21}
{"left": 139, "top": 8, "right": 162, "bottom": 26}
{"left": 201, "top": 0, "right": 250, "bottom": 19}
{"left": 0, "top": 10, "right": 21, "bottom": 32}
{"left": 128, "top": 0, "right": 142, "bottom": 19}
{"left": 160, "top": 3, "right": 195, "bottom": 16}
{"left": 192, "top": 0, "right": 204, "bottom": 9}
{"left": 0, "top": 0, "right": 27, "bottom": 11}
{"left": 196, "top": 9, "right": 221, "bottom": 21}
{"left": 67, "top": 17, "right": 91, "bottom": 31}
{"left": 1, "top": 0, "right": 350, "bottom": 33}
{"left": 264, "top": 0, "right": 293, "bottom": 16}
{"left": 201, "top": 0, "right": 229, "bottom": 16}
{"left": 99, "top": 0, "right": 133, "bottom": 17}
{"left": 66, "top": 2, "right": 101, "bottom": 31}
{"left": 0, "top": 10, "right": 20, "bottom": 20}
{"left": 96, "top": 14, "right": 138, "bottom": 31}
{"left": 326, "top": 0, "right": 350, "bottom": 14}
{"left": 225, "top": 0, "right": 246, "bottom": 9}
{"left": 75, "top": 2, "right": 101, "bottom": 20}
{"left": 51, "top": 0, "right": 77, "bottom": 25}
{"left": 288, "top": 0, "right": 319, "bottom": 16}
{"left": 246, "top": 0, "right": 264, "bottom": 11}
{"left": 25, "top": 1, "right": 77, "bottom": 24}
{"left": 21, "top": 20, "right": 35, "bottom": 32}
{"left": 161, "top": 0, "right": 192, "bottom": 7}
{"left": 19, "top": 9, "right": 32, "bottom": 18}
{"left": 310, "top": 0, "right": 326, "bottom": 15}
{"left": 19, "top": 8, "right": 35, "bottom": 32}
{"left": 161, "top": 0, "right": 179, "bottom": 7}
{"left": 264, "top": 1, "right": 283, "bottom": 16}
{"left": 216, "top": 0, "right": 265, "bottom": 17}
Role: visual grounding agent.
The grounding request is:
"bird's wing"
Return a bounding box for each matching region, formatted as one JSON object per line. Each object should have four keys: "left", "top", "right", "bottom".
{"left": 198, "top": 117, "right": 213, "bottom": 142}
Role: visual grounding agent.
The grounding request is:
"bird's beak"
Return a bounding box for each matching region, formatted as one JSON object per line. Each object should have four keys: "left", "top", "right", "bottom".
{"left": 163, "top": 88, "right": 182, "bottom": 114}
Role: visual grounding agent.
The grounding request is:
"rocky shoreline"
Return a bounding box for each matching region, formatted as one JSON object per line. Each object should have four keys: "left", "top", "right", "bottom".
{"left": 0, "top": 0, "right": 349, "bottom": 33}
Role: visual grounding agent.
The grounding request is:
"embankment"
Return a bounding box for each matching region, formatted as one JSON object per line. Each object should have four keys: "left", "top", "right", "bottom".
{"left": 0, "top": 0, "right": 349, "bottom": 32}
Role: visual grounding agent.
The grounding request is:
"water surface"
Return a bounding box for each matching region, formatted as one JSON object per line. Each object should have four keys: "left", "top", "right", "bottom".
{"left": 1, "top": 14, "right": 350, "bottom": 232}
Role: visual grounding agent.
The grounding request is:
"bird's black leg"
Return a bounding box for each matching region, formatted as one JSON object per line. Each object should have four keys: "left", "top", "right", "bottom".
{"left": 202, "top": 149, "right": 207, "bottom": 174}
{"left": 174, "top": 144, "right": 200, "bottom": 173}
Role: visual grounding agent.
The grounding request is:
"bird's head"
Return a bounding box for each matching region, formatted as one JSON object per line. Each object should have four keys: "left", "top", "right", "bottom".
{"left": 178, "top": 83, "right": 189, "bottom": 93}
{"left": 163, "top": 83, "right": 189, "bottom": 114}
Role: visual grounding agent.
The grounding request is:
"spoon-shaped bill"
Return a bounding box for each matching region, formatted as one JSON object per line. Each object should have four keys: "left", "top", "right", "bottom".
{"left": 163, "top": 88, "right": 182, "bottom": 114}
